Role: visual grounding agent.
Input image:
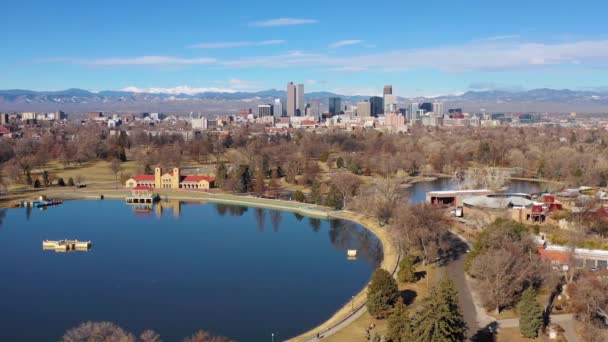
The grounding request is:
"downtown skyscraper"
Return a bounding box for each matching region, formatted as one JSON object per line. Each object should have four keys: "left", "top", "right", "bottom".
{"left": 286, "top": 82, "right": 305, "bottom": 116}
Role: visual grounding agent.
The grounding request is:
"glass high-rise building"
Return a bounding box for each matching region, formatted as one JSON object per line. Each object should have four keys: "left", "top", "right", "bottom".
{"left": 369, "top": 96, "right": 383, "bottom": 117}
{"left": 296, "top": 84, "right": 305, "bottom": 116}
{"left": 329, "top": 97, "right": 342, "bottom": 115}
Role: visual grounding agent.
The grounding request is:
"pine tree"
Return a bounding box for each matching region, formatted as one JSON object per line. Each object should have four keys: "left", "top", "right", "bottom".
{"left": 367, "top": 269, "right": 400, "bottom": 319}
{"left": 294, "top": 190, "right": 305, "bottom": 202}
{"left": 57, "top": 178, "right": 66, "bottom": 186}
{"left": 215, "top": 162, "right": 228, "bottom": 189}
{"left": 67, "top": 177, "right": 75, "bottom": 186}
{"left": 518, "top": 287, "right": 543, "bottom": 338}
{"left": 397, "top": 256, "right": 416, "bottom": 283}
{"left": 412, "top": 279, "right": 467, "bottom": 342}
{"left": 309, "top": 180, "right": 322, "bottom": 204}
{"left": 387, "top": 300, "right": 412, "bottom": 342}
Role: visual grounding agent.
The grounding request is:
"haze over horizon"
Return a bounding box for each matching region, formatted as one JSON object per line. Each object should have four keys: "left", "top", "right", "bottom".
{"left": 3, "top": 0, "right": 608, "bottom": 97}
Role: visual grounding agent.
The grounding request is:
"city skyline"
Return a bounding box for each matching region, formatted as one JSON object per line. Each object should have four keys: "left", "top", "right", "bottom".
{"left": 2, "top": 0, "right": 608, "bottom": 97}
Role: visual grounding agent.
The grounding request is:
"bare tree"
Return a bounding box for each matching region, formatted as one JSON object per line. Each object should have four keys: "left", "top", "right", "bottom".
{"left": 61, "top": 321, "right": 136, "bottom": 342}
{"left": 330, "top": 171, "right": 362, "bottom": 209}
{"left": 140, "top": 330, "right": 162, "bottom": 342}
{"left": 110, "top": 159, "right": 123, "bottom": 180}
{"left": 182, "top": 330, "right": 232, "bottom": 342}
{"left": 469, "top": 241, "right": 538, "bottom": 313}
{"left": 570, "top": 275, "right": 608, "bottom": 325}
{"left": 392, "top": 203, "right": 451, "bottom": 264}
{"left": 353, "top": 176, "right": 403, "bottom": 225}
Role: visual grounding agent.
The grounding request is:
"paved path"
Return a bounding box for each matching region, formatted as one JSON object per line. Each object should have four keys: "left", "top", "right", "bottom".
{"left": 441, "top": 231, "right": 495, "bottom": 339}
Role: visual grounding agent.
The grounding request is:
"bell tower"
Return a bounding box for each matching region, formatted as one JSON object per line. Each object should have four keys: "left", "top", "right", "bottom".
{"left": 155, "top": 166, "right": 162, "bottom": 188}
{"left": 172, "top": 167, "right": 180, "bottom": 188}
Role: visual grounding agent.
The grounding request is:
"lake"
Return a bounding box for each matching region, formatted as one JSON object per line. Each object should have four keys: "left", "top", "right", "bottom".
{"left": 405, "top": 178, "right": 555, "bottom": 204}
{"left": 0, "top": 200, "right": 381, "bottom": 342}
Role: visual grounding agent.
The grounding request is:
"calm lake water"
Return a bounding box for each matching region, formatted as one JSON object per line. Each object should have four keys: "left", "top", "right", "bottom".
{"left": 406, "top": 178, "right": 554, "bottom": 203}
{"left": 0, "top": 200, "right": 381, "bottom": 342}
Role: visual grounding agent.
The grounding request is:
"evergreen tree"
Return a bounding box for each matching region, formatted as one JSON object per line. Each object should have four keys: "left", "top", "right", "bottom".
{"left": 336, "top": 157, "right": 344, "bottom": 169}
{"left": 412, "top": 279, "right": 467, "bottom": 342}
{"left": 144, "top": 164, "right": 153, "bottom": 175}
{"left": 324, "top": 185, "right": 343, "bottom": 209}
{"left": 397, "top": 256, "right": 416, "bottom": 283}
{"left": 42, "top": 171, "right": 50, "bottom": 187}
{"left": 387, "top": 300, "right": 412, "bottom": 342}
{"left": 518, "top": 287, "right": 543, "bottom": 338}
{"left": 67, "top": 177, "right": 75, "bottom": 186}
{"left": 309, "top": 180, "right": 322, "bottom": 204}
{"left": 57, "top": 177, "right": 66, "bottom": 186}
{"left": 294, "top": 190, "right": 305, "bottom": 202}
{"left": 236, "top": 165, "right": 252, "bottom": 193}
{"left": 33, "top": 179, "right": 41, "bottom": 188}
{"left": 215, "top": 162, "right": 228, "bottom": 189}
{"left": 367, "top": 269, "right": 400, "bottom": 319}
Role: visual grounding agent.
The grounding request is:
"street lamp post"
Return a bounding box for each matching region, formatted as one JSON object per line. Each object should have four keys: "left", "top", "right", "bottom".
{"left": 271, "top": 332, "right": 274, "bottom": 342}
{"left": 351, "top": 295, "right": 355, "bottom": 312}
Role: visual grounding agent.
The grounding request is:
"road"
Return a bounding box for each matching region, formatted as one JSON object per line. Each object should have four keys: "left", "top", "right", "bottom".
{"left": 441, "top": 231, "right": 486, "bottom": 339}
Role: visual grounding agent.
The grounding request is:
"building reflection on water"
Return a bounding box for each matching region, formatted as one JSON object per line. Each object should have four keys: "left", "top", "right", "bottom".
{"left": 130, "top": 200, "right": 182, "bottom": 218}
{"left": 130, "top": 202, "right": 383, "bottom": 269}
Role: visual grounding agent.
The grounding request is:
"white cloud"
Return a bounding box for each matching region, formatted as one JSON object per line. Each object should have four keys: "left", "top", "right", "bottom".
{"left": 250, "top": 18, "right": 317, "bottom": 27}
{"left": 329, "top": 40, "right": 364, "bottom": 48}
{"left": 332, "top": 88, "right": 382, "bottom": 96}
{"left": 468, "top": 82, "right": 525, "bottom": 92}
{"left": 227, "top": 78, "right": 262, "bottom": 89}
{"left": 221, "top": 39, "right": 608, "bottom": 72}
{"left": 120, "top": 86, "right": 236, "bottom": 95}
{"left": 472, "top": 34, "right": 521, "bottom": 42}
{"left": 189, "top": 40, "right": 285, "bottom": 49}
{"left": 43, "top": 56, "right": 216, "bottom": 66}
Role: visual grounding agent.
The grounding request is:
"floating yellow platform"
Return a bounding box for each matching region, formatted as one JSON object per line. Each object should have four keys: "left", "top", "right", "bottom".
{"left": 42, "top": 240, "right": 92, "bottom": 252}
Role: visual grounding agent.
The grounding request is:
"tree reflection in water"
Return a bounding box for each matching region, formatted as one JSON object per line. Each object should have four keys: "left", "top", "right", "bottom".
{"left": 211, "top": 204, "right": 382, "bottom": 268}
{"left": 0, "top": 209, "right": 6, "bottom": 227}
{"left": 328, "top": 219, "right": 383, "bottom": 269}
{"left": 269, "top": 210, "right": 281, "bottom": 232}
{"left": 214, "top": 204, "right": 248, "bottom": 217}
{"left": 309, "top": 217, "right": 321, "bottom": 232}
{"left": 254, "top": 208, "right": 265, "bottom": 232}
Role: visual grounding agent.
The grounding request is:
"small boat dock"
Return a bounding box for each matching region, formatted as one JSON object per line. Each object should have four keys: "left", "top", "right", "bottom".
{"left": 20, "top": 195, "right": 63, "bottom": 208}
{"left": 42, "top": 240, "right": 92, "bottom": 252}
{"left": 126, "top": 186, "right": 159, "bottom": 204}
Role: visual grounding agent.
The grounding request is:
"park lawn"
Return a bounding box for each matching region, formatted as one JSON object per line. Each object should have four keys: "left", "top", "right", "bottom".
{"left": 41, "top": 160, "right": 141, "bottom": 185}
{"left": 324, "top": 264, "right": 436, "bottom": 342}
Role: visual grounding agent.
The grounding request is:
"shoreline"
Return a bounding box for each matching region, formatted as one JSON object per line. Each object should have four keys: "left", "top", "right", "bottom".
{"left": 5, "top": 187, "right": 399, "bottom": 342}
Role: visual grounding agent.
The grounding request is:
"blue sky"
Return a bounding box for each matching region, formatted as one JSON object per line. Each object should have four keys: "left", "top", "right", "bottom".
{"left": 2, "top": 0, "right": 608, "bottom": 96}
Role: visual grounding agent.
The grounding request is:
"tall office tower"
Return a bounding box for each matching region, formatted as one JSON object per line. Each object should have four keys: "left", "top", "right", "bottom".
{"left": 273, "top": 99, "right": 283, "bottom": 118}
{"left": 257, "top": 104, "right": 273, "bottom": 118}
{"left": 287, "top": 82, "right": 296, "bottom": 116}
{"left": 408, "top": 103, "right": 419, "bottom": 122}
{"left": 369, "top": 96, "right": 384, "bottom": 117}
{"left": 383, "top": 85, "right": 393, "bottom": 114}
{"left": 328, "top": 96, "right": 342, "bottom": 115}
{"left": 384, "top": 94, "right": 397, "bottom": 112}
{"left": 420, "top": 102, "right": 433, "bottom": 113}
{"left": 356, "top": 100, "right": 371, "bottom": 117}
{"left": 432, "top": 102, "right": 444, "bottom": 115}
{"left": 296, "top": 84, "right": 305, "bottom": 116}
